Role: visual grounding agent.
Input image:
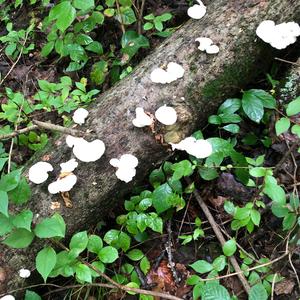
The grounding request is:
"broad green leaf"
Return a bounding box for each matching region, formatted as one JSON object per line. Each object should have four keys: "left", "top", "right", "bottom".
{"left": 235, "top": 207, "right": 250, "bottom": 220}
{"left": 85, "top": 41, "right": 103, "bottom": 54}
{"left": 291, "top": 124, "right": 300, "bottom": 138}
{"left": 202, "top": 282, "right": 230, "bottom": 300}
{"left": 224, "top": 201, "right": 236, "bottom": 215}
{"left": 250, "top": 209, "right": 261, "bottom": 226}
{"left": 41, "top": 41, "right": 54, "bottom": 57}
{"left": 36, "top": 247, "right": 57, "bottom": 282}
{"left": 104, "top": 229, "right": 131, "bottom": 252}
{"left": 3, "top": 228, "right": 34, "bottom": 248}
{"left": 263, "top": 176, "right": 286, "bottom": 204}
{"left": 116, "top": 7, "right": 136, "bottom": 25}
{"left": 90, "top": 60, "right": 108, "bottom": 85}
{"left": 275, "top": 117, "right": 290, "bottom": 135}
{"left": 8, "top": 177, "right": 31, "bottom": 205}
{"left": 73, "top": 0, "right": 94, "bottom": 10}
{"left": 121, "top": 30, "right": 149, "bottom": 59}
{"left": 187, "top": 274, "right": 201, "bottom": 285}
{"left": 222, "top": 239, "right": 237, "bottom": 256}
{"left": 126, "top": 249, "right": 144, "bottom": 261}
{"left": 0, "top": 213, "right": 13, "bottom": 236}
{"left": 247, "top": 89, "right": 276, "bottom": 109}
{"left": 271, "top": 203, "right": 289, "bottom": 217}
{"left": 286, "top": 96, "right": 300, "bottom": 116}
{"left": 208, "top": 115, "right": 222, "bottom": 125}
{"left": 190, "top": 260, "right": 213, "bottom": 274}
{"left": 0, "top": 168, "right": 22, "bottom": 191}
{"left": 98, "top": 246, "right": 118, "bottom": 263}
{"left": 222, "top": 124, "right": 240, "bottom": 134}
{"left": 49, "top": 2, "right": 76, "bottom": 32}
{"left": 171, "top": 160, "right": 193, "bottom": 180}
{"left": 12, "top": 210, "right": 33, "bottom": 231}
{"left": 0, "top": 191, "right": 8, "bottom": 217}
{"left": 90, "top": 261, "right": 105, "bottom": 277}
{"left": 87, "top": 234, "right": 103, "bottom": 253}
{"left": 69, "top": 231, "right": 88, "bottom": 254}
{"left": 25, "top": 290, "right": 42, "bottom": 300}
{"left": 75, "top": 263, "right": 92, "bottom": 283}
{"left": 249, "top": 283, "right": 268, "bottom": 300}
{"left": 75, "top": 33, "right": 93, "bottom": 45}
{"left": 249, "top": 167, "right": 266, "bottom": 177}
{"left": 140, "top": 256, "right": 150, "bottom": 275}
{"left": 290, "top": 194, "right": 299, "bottom": 210}
{"left": 218, "top": 98, "right": 241, "bottom": 114}
{"left": 242, "top": 90, "right": 264, "bottom": 123}
{"left": 193, "top": 282, "right": 204, "bottom": 300}
{"left": 152, "top": 183, "right": 173, "bottom": 214}
{"left": 212, "top": 255, "right": 226, "bottom": 272}
{"left": 283, "top": 213, "right": 297, "bottom": 230}
{"left": 34, "top": 213, "right": 66, "bottom": 238}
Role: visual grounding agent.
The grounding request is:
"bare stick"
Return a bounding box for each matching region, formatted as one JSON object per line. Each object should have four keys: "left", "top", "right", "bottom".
{"left": 274, "top": 57, "right": 300, "bottom": 67}
{"left": 186, "top": 177, "right": 251, "bottom": 294}
{"left": 166, "top": 220, "right": 179, "bottom": 283}
{"left": 138, "top": 0, "right": 146, "bottom": 35}
{"left": 116, "top": 0, "right": 125, "bottom": 34}
{"left": 0, "top": 125, "right": 39, "bottom": 140}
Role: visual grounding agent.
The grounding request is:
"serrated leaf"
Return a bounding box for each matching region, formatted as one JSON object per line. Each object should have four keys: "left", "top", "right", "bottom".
{"left": 275, "top": 117, "right": 290, "bottom": 135}
{"left": 249, "top": 283, "right": 268, "bottom": 300}
{"left": 3, "top": 228, "right": 34, "bottom": 248}
{"left": 36, "top": 247, "right": 57, "bottom": 282}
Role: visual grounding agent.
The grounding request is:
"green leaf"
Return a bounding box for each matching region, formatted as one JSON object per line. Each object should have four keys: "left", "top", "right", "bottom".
{"left": 242, "top": 90, "right": 264, "bottom": 123}
{"left": 152, "top": 183, "right": 173, "bottom": 214}
{"left": 249, "top": 167, "right": 267, "bottom": 177}
{"left": 208, "top": 115, "right": 222, "bottom": 125}
{"left": 41, "top": 41, "right": 54, "bottom": 57}
{"left": 149, "top": 168, "right": 165, "bottom": 187}
{"left": 75, "top": 263, "right": 92, "bottom": 283}
{"left": 104, "top": 229, "right": 131, "bottom": 252}
{"left": 90, "top": 60, "right": 108, "bottom": 85}
{"left": 25, "top": 290, "right": 42, "bottom": 300}
{"left": 212, "top": 255, "right": 226, "bottom": 272}
{"left": 235, "top": 207, "right": 251, "bottom": 220}
{"left": 218, "top": 98, "right": 241, "bottom": 114}
{"left": 69, "top": 231, "right": 88, "bottom": 254}
{"left": 222, "top": 239, "right": 237, "bottom": 256}
{"left": 222, "top": 124, "right": 240, "bottom": 134}
{"left": 90, "top": 261, "right": 105, "bottom": 276}
{"left": 12, "top": 210, "right": 33, "bottom": 231}
{"left": 36, "top": 246, "right": 57, "bottom": 282}
{"left": 202, "top": 282, "right": 230, "bottom": 300}
{"left": 263, "top": 176, "right": 286, "bottom": 204}
{"left": 0, "top": 191, "right": 8, "bottom": 217}
{"left": 49, "top": 2, "right": 76, "bottom": 32}
{"left": 75, "top": 33, "right": 93, "bottom": 45}
{"left": 0, "top": 168, "right": 22, "bottom": 191}
{"left": 8, "top": 177, "right": 31, "bottom": 205}
{"left": 286, "top": 96, "right": 300, "bottom": 116}
{"left": 121, "top": 30, "right": 149, "bottom": 59}
{"left": 171, "top": 160, "right": 193, "bottom": 180}
{"left": 290, "top": 194, "right": 299, "bottom": 210}
{"left": 250, "top": 209, "right": 261, "bottom": 226}
{"left": 291, "top": 124, "right": 300, "bottom": 138}
{"left": 73, "top": 0, "right": 94, "bottom": 10}
{"left": 0, "top": 213, "right": 13, "bottom": 236}
{"left": 34, "top": 213, "right": 66, "bottom": 238}
{"left": 140, "top": 256, "right": 150, "bottom": 275}
{"left": 187, "top": 274, "right": 201, "bottom": 285}
{"left": 275, "top": 117, "right": 290, "bottom": 135}
{"left": 116, "top": 7, "right": 136, "bottom": 25}
{"left": 143, "top": 22, "right": 153, "bottom": 30}
{"left": 224, "top": 201, "right": 236, "bottom": 215}
{"left": 85, "top": 41, "right": 103, "bottom": 54}
{"left": 87, "top": 234, "right": 103, "bottom": 253}
{"left": 3, "top": 228, "right": 34, "bottom": 248}
{"left": 249, "top": 283, "right": 268, "bottom": 300}
{"left": 126, "top": 249, "right": 144, "bottom": 261}
{"left": 98, "top": 246, "right": 119, "bottom": 263}
{"left": 271, "top": 203, "right": 289, "bottom": 217}
{"left": 190, "top": 260, "right": 213, "bottom": 274}
{"left": 248, "top": 89, "right": 276, "bottom": 109}
{"left": 283, "top": 213, "right": 297, "bottom": 230}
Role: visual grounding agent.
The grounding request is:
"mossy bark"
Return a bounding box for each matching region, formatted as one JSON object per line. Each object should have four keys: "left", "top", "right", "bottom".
{"left": 1, "top": 0, "right": 300, "bottom": 295}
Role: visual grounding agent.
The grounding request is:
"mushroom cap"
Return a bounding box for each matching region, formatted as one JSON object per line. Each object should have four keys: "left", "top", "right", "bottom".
{"left": 60, "top": 159, "right": 78, "bottom": 173}
{"left": 132, "top": 107, "right": 153, "bottom": 127}
{"left": 150, "top": 68, "right": 169, "bottom": 84}
{"left": 72, "top": 108, "right": 89, "bottom": 125}
{"left": 28, "top": 162, "right": 53, "bottom": 184}
{"left": 18, "top": 268, "right": 31, "bottom": 278}
{"left": 195, "top": 37, "right": 213, "bottom": 51}
{"left": 115, "top": 167, "right": 136, "bottom": 183}
{"left": 206, "top": 44, "right": 220, "bottom": 54}
{"left": 150, "top": 63, "right": 184, "bottom": 84}
{"left": 155, "top": 105, "right": 177, "bottom": 125}
{"left": 256, "top": 20, "right": 276, "bottom": 43}
{"left": 110, "top": 154, "right": 138, "bottom": 169}
{"left": 0, "top": 296, "right": 15, "bottom": 300}
{"left": 166, "top": 62, "right": 185, "bottom": 80}
{"left": 48, "top": 174, "right": 77, "bottom": 194}
{"left": 187, "top": 2, "right": 206, "bottom": 20}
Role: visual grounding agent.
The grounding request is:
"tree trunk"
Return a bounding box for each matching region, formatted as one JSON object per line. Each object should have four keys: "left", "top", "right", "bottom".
{"left": 1, "top": 0, "right": 300, "bottom": 294}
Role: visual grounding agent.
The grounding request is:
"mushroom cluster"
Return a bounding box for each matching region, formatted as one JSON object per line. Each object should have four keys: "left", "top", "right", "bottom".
{"left": 195, "top": 37, "right": 219, "bottom": 54}
{"left": 256, "top": 20, "right": 300, "bottom": 49}
{"left": 150, "top": 62, "right": 184, "bottom": 84}
{"left": 187, "top": 0, "right": 206, "bottom": 20}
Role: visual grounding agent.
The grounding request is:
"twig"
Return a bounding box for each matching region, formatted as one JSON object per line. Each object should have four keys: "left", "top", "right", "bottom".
{"left": 271, "top": 273, "right": 277, "bottom": 300}
{"left": 288, "top": 252, "right": 300, "bottom": 288}
{"left": 0, "top": 29, "right": 30, "bottom": 85}
{"left": 0, "top": 125, "right": 39, "bottom": 140}
{"left": 52, "top": 240, "right": 183, "bottom": 300}
{"left": 138, "top": 0, "right": 146, "bottom": 35}
{"left": 166, "top": 220, "right": 179, "bottom": 283}
{"left": 186, "top": 177, "right": 251, "bottom": 294}
{"left": 273, "top": 141, "right": 300, "bottom": 175}
{"left": 274, "top": 57, "right": 300, "bottom": 67}
{"left": 116, "top": 0, "right": 125, "bottom": 34}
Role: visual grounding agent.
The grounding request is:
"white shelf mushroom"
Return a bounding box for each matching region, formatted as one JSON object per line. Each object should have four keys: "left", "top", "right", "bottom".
{"left": 28, "top": 162, "right": 53, "bottom": 184}
{"left": 256, "top": 20, "right": 300, "bottom": 50}
{"left": 110, "top": 154, "right": 138, "bottom": 183}
{"left": 132, "top": 107, "right": 153, "bottom": 128}
{"left": 0, "top": 295, "right": 15, "bottom": 300}
{"left": 155, "top": 105, "right": 177, "bottom": 126}
{"left": 187, "top": 0, "right": 206, "bottom": 20}
{"left": 66, "top": 136, "right": 105, "bottom": 162}
{"left": 171, "top": 137, "right": 213, "bottom": 159}
{"left": 195, "top": 37, "right": 219, "bottom": 54}
{"left": 60, "top": 158, "right": 78, "bottom": 173}
{"left": 150, "top": 62, "right": 184, "bottom": 84}
{"left": 72, "top": 108, "right": 89, "bottom": 125}
{"left": 18, "top": 269, "right": 31, "bottom": 278}
{"left": 48, "top": 174, "right": 77, "bottom": 194}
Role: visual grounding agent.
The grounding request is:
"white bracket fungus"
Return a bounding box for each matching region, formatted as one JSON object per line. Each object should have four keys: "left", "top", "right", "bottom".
{"left": 256, "top": 20, "right": 300, "bottom": 49}
{"left": 132, "top": 107, "right": 153, "bottom": 128}
{"left": 171, "top": 137, "right": 213, "bottom": 158}
{"left": 187, "top": 0, "right": 206, "bottom": 20}
{"left": 28, "top": 162, "right": 53, "bottom": 184}
{"left": 72, "top": 108, "right": 89, "bottom": 125}
{"left": 48, "top": 174, "right": 77, "bottom": 194}
{"left": 150, "top": 62, "right": 184, "bottom": 84}
{"left": 195, "top": 37, "right": 219, "bottom": 54}
{"left": 66, "top": 135, "right": 105, "bottom": 162}
{"left": 18, "top": 268, "right": 31, "bottom": 278}
{"left": 109, "top": 154, "right": 138, "bottom": 183}
{"left": 155, "top": 105, "right": 177, "bottom": 126}
{"left": 60, "top": 158, "right": 78, "bottom": 173}
{"left": 0, "top": 296, "right": 15, "bottom": 300}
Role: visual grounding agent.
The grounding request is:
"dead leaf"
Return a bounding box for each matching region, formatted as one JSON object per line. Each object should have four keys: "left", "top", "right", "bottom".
{"left": 275, "top": 278, "right": 295, "bottom": 295}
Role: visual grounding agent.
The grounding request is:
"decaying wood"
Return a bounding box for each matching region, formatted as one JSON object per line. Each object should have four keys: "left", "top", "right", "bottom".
{"left": 1, "top": 0, "right": 300, "bottom": 295}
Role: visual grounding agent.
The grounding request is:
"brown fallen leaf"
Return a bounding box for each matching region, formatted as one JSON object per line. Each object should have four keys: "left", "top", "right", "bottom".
{"left": 275, "top": 278, "right": 295, "bottom": 295}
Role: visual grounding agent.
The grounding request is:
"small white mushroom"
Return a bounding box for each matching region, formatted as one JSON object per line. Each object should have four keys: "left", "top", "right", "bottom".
{"left": 60, "top": 159, "right": 78, "bottom": 173}
{"left": 155, "top": 105, "right": 177, "bottom": 126}
{"left": 109, "top": 154, "right": 138, "bottom": 183}
{"left": 171, "top": 137, "right": 213, "bottom": 159}
{"left": 187, "top": 0, "right": 206, "bottom": 20}
{"left": 0, "top": 295, "right": 15, "bottom": 300}
{"left": 18, "top": 269, "right": 31, "bottom": 278}
{"left": 28, "top": 162, "right": 53, "bottom": 184}
{"left": 256, "top": 20, "right": 300, "bottom": 50}
{"left": 66, "top": 136, "right": 105, "bottom": 162}
{"left": 150, "top": 62, "right": 184, "bottom": 84}
{"left": 48, "top": 174, "right": 77, "bottom": 194}
{"left": 132, "top": 107, "right": 153, "bottom": 128}
{"left": 195, "top": 37, "right": 219, "bottom": 54}
{"left": 72, "top": 108, "right": 89, "bottom": 125}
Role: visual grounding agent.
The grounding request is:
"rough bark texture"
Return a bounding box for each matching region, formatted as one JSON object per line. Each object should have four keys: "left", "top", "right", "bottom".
{"left": 1, "top": 0, "right": 300, "bottom": 295}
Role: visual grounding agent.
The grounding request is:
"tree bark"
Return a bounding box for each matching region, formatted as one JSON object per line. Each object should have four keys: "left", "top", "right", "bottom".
{"left": 1, "top": 0, "right": 300, "bottom": 295}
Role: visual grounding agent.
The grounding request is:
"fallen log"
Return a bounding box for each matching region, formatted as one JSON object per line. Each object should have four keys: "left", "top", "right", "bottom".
{"left": 1, "top": 0, "right": 300, "bottom": 295}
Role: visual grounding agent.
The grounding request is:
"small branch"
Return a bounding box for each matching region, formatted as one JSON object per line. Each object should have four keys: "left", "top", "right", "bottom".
{"left": 0, "top": 125, "right": 39, "bottom": 140}
{"left": 274, "top": 57, "right": 300, "bottom": 67}
{"left": 186, "top": 177, "right": 251, "bottom": 294}
{"left": 271, "top": 273, "right": 277, "bottom": 300}
{"left": 116, "top": 0, "right": 125, "bottom": 34}
{"left": 166, "top": 220, "right": 179, "bottom": 283}
{"left": 138, "top": 0, "right": 146, "bottom": 35}
{"left": 288, "top": 252, "right": 300, "bottom": 288}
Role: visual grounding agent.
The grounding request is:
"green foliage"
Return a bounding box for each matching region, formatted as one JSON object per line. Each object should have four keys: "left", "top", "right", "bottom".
{"left": 222, "top": 239, "right": 237, "bottom": 256}
{"left": 179, "top": 217, "right": 204, "bottom": 245}
{"left": 36, "top": 246, "right": 57, "bottom": 282}
{"left": 143, "top": 12, "right": 173, "bottom": 36}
